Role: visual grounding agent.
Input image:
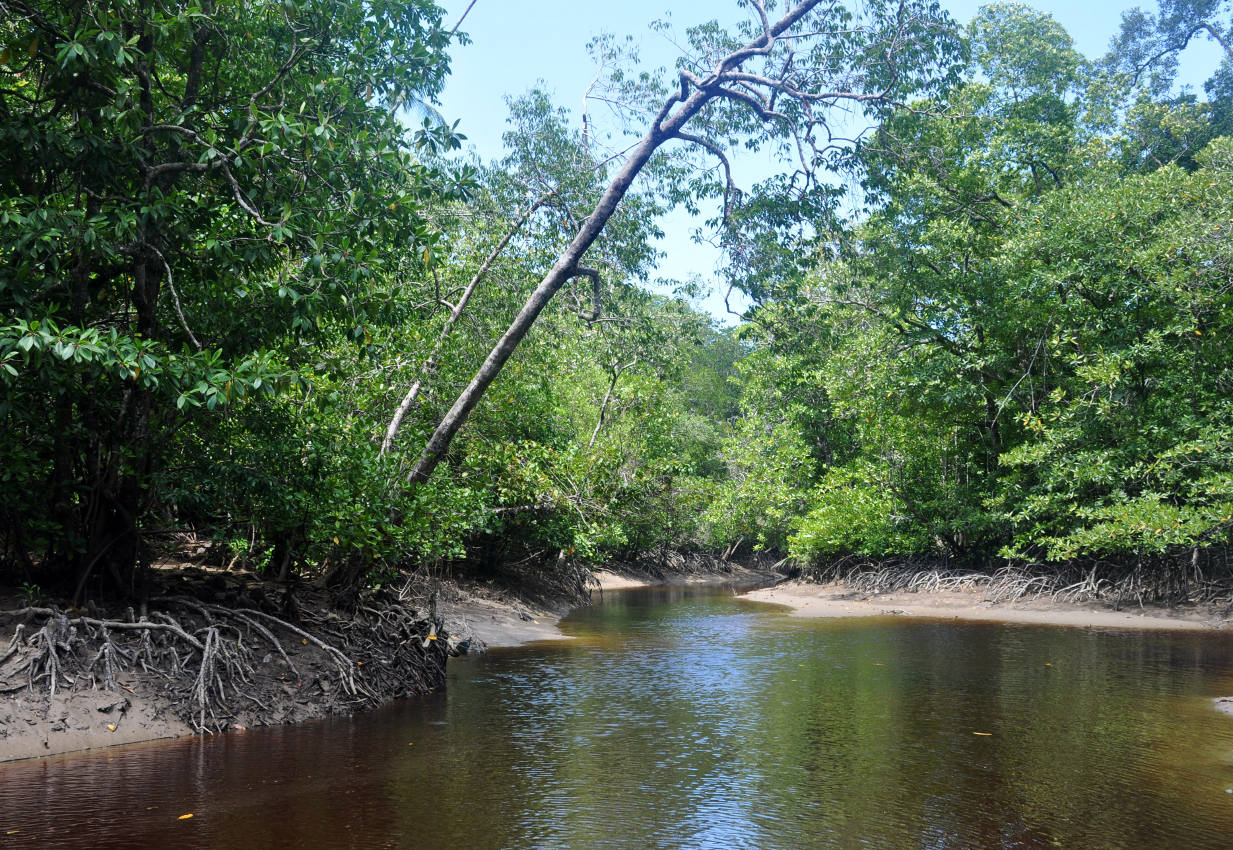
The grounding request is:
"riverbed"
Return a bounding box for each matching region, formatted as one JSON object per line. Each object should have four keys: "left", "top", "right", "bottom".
{"left": 3, "top": 584, "right": 1233, "bottom": 848}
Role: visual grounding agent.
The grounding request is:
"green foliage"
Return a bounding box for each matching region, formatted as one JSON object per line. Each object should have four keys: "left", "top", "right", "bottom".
{"left": 992, "top": 140, "right": 1233, "bottom": 560}
{"left": 5, "top": 0, "right": 1230, "bottom": 598}
{"left": 712, "top": 5, "right": 1233, "bottom": 576}
{"left": 0, "top": 0, "right": 465, "bottom": 587}
{"left": 790, "top": 463, "right": 930, "bottom": 561}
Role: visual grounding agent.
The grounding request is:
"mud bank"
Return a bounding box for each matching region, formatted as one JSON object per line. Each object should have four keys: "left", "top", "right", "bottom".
{"left": 1, "top": 560, "right": 772, "bottom": 763}
{"left": 0, "top": 568, "right": 447, "bottom": 764}
{"left": 439, "top": 561, "right": 779, "bottom": 649}
{"left": 743, "top": 580, "right": 1229, "bottom": 631}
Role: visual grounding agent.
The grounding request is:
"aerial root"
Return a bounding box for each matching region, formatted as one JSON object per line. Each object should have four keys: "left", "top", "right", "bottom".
{"left": 193, "top": 626, "right": 254, "bottom": 732}
{"left": 0, "top": 623, "right": 24, "bottom": 666}
{"left": 812, "top": 553, "right": 1233, "bottom": 608}
{"left": 0, "top": 592, "right": 448, "bottom": 733}
{"left": 87, "top": 625, "right": 135, "bottom": 690}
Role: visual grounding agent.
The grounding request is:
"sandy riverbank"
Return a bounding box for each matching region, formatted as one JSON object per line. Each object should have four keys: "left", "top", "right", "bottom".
{"left": 442, "top": 564, "right": 776, "bottom": 649}
{"left": 429, "top": 570, "right": 646, "bottom": 652}
{"left": 743, "top": 580, "right": 1230, "bottom": 631}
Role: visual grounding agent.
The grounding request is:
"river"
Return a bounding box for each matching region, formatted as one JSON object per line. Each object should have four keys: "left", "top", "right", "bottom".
{"left": 3, "top": 584, "right": 1233, "bottom": 848}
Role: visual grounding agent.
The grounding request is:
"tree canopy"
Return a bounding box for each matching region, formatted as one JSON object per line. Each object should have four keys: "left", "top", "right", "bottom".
{"left": 2, "top": 0, "right": 1231, "bottom": 605}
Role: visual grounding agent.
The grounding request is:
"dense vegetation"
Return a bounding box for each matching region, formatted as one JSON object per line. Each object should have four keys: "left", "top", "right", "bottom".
{"left": 735, "top": 1, "right": 1233, "bottom": 594}
{"left": 2, "top": 0, "right": 1231, "bottom": 606}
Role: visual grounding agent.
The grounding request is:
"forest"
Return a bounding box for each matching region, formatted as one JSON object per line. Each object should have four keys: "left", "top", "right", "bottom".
{"left": 2, "top": 0, "right": 1231, "bottom": 609}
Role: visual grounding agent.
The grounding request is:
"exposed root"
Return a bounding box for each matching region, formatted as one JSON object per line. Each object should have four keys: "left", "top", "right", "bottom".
{"left": 87, "top": 626, "right": 132, "bottom": 690}
{"left": 156, "top": 596, "right": 298, "bottom": 677}
{"left": 0, "top": 582, "right": 449, "bottom": 735}
{"left": 805, "top": 550, "right": 1233, "bottom": 612}
{"left": 236, "top": 607, "right": 358, "bottom": 697}
{"left": 1, "top": 623, "right": 24, "bottom": 666}
{"left": 10, "top": 616, "right": 75, "bottom": 701}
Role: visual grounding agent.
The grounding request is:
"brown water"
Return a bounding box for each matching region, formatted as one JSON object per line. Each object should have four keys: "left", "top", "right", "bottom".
{"left": 4, "top": 585, "right": 1233, "bottom": 849}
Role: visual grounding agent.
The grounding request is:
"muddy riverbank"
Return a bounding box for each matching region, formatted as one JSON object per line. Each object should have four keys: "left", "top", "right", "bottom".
{"left": 0, "top": 567, "right": 451, "bottom": 764}
{"left": 743, "top": 580, "right": 1231, "bottom": 631}
{"left": 14, "top": 559, "right": 1222, "bottom": 765}
{"left": 0, "top": 558, "right": 772, "bottom": 763}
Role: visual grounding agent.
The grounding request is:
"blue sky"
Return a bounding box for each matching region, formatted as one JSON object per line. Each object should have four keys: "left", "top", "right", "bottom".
{"left": 434, "top": 1, "right": 1226, "bottom": 320}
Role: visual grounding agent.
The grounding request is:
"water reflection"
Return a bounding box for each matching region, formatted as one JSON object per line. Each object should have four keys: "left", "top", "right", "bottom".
{"left": 3, "top": 585, "right": 1233, "bottom": 849}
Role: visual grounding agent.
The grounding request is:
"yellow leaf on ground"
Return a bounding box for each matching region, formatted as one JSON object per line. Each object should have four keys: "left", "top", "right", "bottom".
{"left": 178, "top": 814, "right": 194, "bottom": 820}
{"left": 106, "top": 723, "right": 116, "bottom": 731}
{"left": 972, "top": 732, "right": 992, "bottom": 736}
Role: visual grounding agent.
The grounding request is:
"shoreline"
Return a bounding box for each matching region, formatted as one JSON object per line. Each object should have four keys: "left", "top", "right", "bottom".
{"left": 742, "top": 580, "right": 1230, "bottom": 632}
{"left": 443, "top": 564, "right": 776, "bottom": 649}
{"left": 0, "top": 564, "right": 765, "bottom": 764}
{"left": 10, "top": 567, "right": 1224, "bottom": 765}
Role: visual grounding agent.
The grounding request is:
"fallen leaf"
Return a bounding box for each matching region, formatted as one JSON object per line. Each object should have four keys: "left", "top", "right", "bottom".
{"left": 972, "top": 732, "right": 992, "bottom": 736}
{"left": 6, "top": 830, "right": 20, "bottom": 835}
{"left": 106, "top": 723, "right": 116, "bottom": 731}
{"left": 407, "top": 742, "right": 414, "bottom": 746}
{"left": 178, "top": 813, "right": 194, "bottom": 820}
{"left": 301, "top": 639, "right": 308, "bottom": 645}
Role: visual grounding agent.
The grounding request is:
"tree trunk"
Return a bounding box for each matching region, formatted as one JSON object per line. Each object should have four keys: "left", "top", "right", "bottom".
{"left": 406, "top": 98, "right": 709, "bottom": 482}
{"left": 382, "top": 190, "right": 556, "bottom": 454}
{"left": 402, "top": 0, "right": 889, "bottom": 485}
{"left": 588, "top": 358, "right": 635, "bottom": 450}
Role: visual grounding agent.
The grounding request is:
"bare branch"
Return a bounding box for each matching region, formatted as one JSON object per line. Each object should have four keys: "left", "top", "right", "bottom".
{"left": 570, "top": 266, "right": 603, "bottom": 322}
{"left": 148, "top": 244, "right": 202, "bottom": 351}
{"left": 219, "top": 162, "right": 280, "bottom": 228}
{"left": 672, "top": 130, "right": 740, "bottom": 222}
{"left": 703, "top": 83, "right": 793, "bottom": 125}
{"left": 450, "top": 0, "right": 478, "bottom": 38}
{"left": 588, "top": 357, "right": 637, "bottom": 449}
{"left": 750, "top": 0, "right": 772, "bottom": 38}
{"left": 382, "top": 187, "right": 558, "bottom": 455}
{"left": 582, "top": 50, "right": 607, "bottom": 153}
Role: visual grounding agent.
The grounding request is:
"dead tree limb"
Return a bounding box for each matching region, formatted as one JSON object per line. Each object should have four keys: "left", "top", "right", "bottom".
{"left": 589, "top": 357, "right": 637, "bottom": 449}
